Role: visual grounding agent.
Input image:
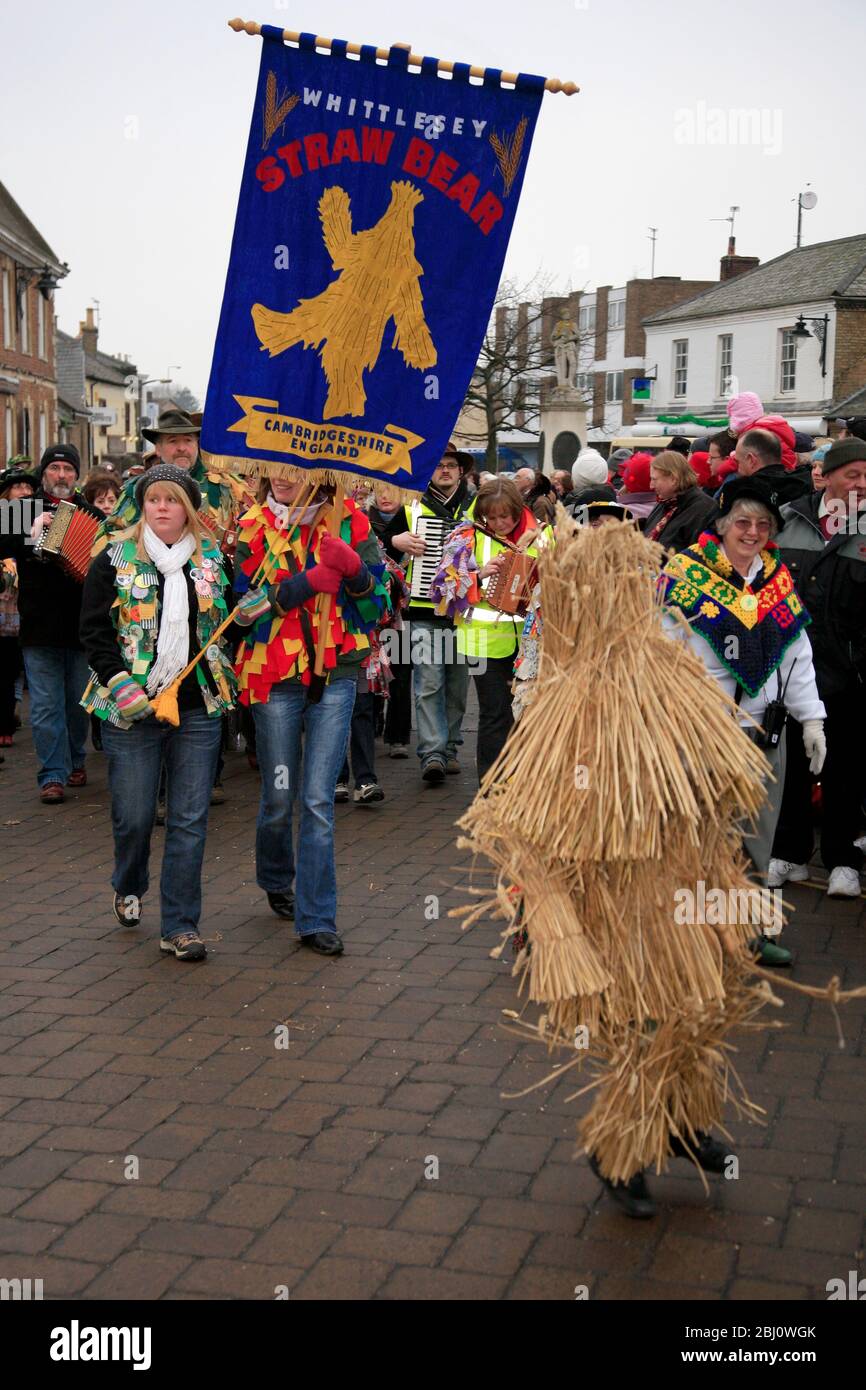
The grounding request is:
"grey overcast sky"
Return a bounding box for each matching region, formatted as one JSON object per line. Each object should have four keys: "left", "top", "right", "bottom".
{"left": 3, "top": 0, "right": 863, "bottom": 402}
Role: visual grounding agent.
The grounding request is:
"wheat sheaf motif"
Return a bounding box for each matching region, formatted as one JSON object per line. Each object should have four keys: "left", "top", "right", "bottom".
{"left": 262, "top": 71, "right": 300, "bottom": 149}
{"left": 489, "top": 117, "right": 528, "bottom": 197}
{"left": 251, "top": 181, "right": 437, "bottom": 420}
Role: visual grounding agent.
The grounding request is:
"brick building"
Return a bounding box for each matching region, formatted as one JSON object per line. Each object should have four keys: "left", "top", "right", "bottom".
{"left": 0, "top": 180, "right": 68, "bottom": 465}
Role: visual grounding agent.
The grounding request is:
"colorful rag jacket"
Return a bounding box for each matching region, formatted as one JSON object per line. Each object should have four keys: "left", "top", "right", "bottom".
{"left": 233, "top": 498, "right": 389, "bottom": 705}
{"left": 81, "top": 534, "right": 236, "bottom": 726}
{"left": 91, "top": 458, "right": 248, "bottom": 557}
{"left": 0, "top": 557, "right": 19, "bottom": 637}
{"left": 659, "top": 530, "right": 811, "bottom": 698}
{"left": 365, "top": 553, "right": 410, "bottom": 697}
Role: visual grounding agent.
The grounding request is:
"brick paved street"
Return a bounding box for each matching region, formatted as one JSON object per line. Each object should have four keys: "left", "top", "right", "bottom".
{"left": 0, "top": 702, "right": 863, "bottom": 1302}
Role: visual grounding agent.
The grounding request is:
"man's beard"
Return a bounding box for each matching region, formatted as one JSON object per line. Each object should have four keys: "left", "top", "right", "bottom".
{"left": 49, "top": 482, "right": 74, "bottom": 498}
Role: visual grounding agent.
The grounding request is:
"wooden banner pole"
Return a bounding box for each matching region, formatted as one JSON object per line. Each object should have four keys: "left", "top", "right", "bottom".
{"left": 227, "top": 17, "right": 579, "bottom": 94}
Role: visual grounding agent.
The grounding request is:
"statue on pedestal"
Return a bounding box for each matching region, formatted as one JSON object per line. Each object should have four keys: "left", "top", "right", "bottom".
{"left": 552, "top": 317, "right": 579, "bottom": 389}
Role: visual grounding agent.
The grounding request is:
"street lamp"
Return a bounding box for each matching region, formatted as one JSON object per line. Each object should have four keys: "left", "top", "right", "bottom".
{"left": 792, "top": 313, "right": 829, "bottom": 378}
{"left": 135, "top": 377, "right": 172, "bottom": 451}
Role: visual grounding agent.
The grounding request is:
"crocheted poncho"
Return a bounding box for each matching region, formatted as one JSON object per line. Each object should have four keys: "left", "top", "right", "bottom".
{"left": 659, "top": 531, "right": 811, "bottom": 698}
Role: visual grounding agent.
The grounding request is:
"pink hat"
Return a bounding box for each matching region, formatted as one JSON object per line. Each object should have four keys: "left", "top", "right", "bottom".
{"left": 727, "top": 391, "right": 764, "bottom": 434}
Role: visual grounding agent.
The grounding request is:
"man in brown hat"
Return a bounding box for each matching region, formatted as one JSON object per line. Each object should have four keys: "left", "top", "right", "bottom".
{"left": 91, "top": 409, "right": 244, "bottom": 555}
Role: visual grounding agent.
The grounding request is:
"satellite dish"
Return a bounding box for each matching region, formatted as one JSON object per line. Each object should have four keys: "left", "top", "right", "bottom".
{"left": 800, "top": 191, "right": 818, "bottom": 210}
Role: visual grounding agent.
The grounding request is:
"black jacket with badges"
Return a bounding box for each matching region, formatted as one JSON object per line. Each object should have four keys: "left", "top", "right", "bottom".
{"left": 777, "top": 491, "right": 866, "bottom": 696}
{"left": 80, "top": 549, "right": 238, "bottom": 712}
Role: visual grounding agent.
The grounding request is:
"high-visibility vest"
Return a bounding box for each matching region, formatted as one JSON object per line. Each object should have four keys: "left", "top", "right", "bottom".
{"left": 455, "top": 525, "right": 551, "bottom": 661}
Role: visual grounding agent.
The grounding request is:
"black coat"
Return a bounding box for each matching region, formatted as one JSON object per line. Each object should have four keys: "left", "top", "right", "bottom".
{"left": 777, "top": 492, "right": 866, "bottom": 697}
{"left": 0, "top": 489, "right": 93, "bottom": 649}
{"left": 751, "top": 463, "right": 812, "bottom": 509}
{"left": 644, "top": 486, "right": 718, "bottom": 554}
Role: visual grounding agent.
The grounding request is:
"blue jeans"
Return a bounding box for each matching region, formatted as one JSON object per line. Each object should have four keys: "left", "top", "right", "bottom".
{"left": 252, "top": 677, "right": 356, "bottom": 937}
{"left": 101, "top": 707, "right": 222, "bottom": 939}
{"left": 22, "top": 646, "right": 90, "bottom": 787}
{"left": 411, "top": 619, "right": 469, "bottom": 767}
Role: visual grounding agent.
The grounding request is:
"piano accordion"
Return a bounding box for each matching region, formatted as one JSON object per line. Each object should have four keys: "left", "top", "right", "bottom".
{"left": 483, "top": 550, "right": 538, "bottom": 617}
{"left": 33, "top": 499, "right": 101, "bottom": 583}
{"left": 408, "top": 516, "right": 453, "bottom": 601}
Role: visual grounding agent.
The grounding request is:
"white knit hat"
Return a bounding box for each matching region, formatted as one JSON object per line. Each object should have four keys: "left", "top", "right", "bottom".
{"left": 571, "top": 449, "right": 608, "bottom": 491}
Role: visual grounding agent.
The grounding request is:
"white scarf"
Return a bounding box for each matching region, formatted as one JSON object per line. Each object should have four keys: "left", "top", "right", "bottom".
{"left": 266, "top": 490, "right": 327, "bottom": 531}
{"left": 142, "top": 525, "right": 196, "bottom": 695}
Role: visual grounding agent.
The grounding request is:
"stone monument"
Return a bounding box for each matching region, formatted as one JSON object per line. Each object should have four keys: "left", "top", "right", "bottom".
{"left": 539, "top": 317, "right": 588, "bottom": 475}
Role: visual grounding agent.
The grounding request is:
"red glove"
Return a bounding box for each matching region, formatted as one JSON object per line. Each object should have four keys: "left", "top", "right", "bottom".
{"left": 306, "top": 563, "right": 342, "bottom": 595}
{"left": 319, "top": 535, "right": 362, "bottom": 578}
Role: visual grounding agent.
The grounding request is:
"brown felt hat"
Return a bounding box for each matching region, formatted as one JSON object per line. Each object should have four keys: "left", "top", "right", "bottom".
{"left": 142, "top": 408, "right": 202, "bottom": 444}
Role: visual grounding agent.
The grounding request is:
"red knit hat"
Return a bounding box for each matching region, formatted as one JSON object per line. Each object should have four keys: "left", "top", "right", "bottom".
{"left": 689, "top": 450, "right": 711, "bottom": 487}
{"left": 621, "top": 451, "right": 652, "bottom": 493}
{"left": 753, "top": 416, "right": 797, "bottom": 471}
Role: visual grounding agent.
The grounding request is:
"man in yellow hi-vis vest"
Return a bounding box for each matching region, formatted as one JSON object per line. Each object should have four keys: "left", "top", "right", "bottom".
{"left": 382, "top": 443, "right": 473, "bottom": 783}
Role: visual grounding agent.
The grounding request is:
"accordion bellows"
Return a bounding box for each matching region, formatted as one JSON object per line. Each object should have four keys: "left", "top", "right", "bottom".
{"left": 34, "top": 499, "right": 101, "bottom": 582}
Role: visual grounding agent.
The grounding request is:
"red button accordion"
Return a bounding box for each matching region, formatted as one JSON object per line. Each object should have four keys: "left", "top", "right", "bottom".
{"left": 33, "top": 499, "right": 102, "bottom": 583}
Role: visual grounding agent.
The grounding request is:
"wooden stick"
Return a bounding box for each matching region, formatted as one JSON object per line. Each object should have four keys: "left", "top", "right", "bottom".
{"left": 251, "top": 478, "right": 318, "bottom": 586}
{"left": 313, "top": 484, "right": 345, "bottom": 678}
{"left": 227, "top": 17, "right": 579, "bottom": 94}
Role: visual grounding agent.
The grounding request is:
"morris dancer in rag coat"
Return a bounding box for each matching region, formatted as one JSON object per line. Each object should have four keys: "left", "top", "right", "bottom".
{"left": 232, "top": 470, "right": 389, "bottom": 955}
{"left": 80, "top": 466, "right": 237, "bottom": 961}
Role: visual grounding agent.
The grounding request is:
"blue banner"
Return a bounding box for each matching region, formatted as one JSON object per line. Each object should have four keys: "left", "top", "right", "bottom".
{"left": 202, "top": 28, "right": 545, "bottom": 491}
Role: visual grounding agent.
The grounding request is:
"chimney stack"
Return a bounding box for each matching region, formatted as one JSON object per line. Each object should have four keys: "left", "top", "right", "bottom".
{"left": 79, "top": 306, "right": 98, "bottom": 356}
{"left": 720, "top": 236, "right": 760, "bottom": 282}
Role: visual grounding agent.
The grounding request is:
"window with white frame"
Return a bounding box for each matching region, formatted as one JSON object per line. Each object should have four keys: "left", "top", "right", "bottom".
{"left": 18, "top": 281, "right": 29, "bottom": 354}
{"left": 5, "top": 403, "right": 13, "bottom": 460}
{"left": 39, "top": 409, "right": 47, "bottom": 454}
{"left": 1, "top": 271, "right": 11, "bottom": 349}
{"left": 673, "top": 339, "right": 688, "bottom": 397}
{"left": 578, "top": 303, "right": 596, "bottom": 334}
{"left": 780, "top": 329, "right": 797, "bottom": 392}
{"left": 718, "top": 334, "right": 733, "bottom": 397}
{"left": 575, "top": 373, "right": 593, "bottom": 395}
{"left": 605, "top": 371, "right": 624, "bottom": 403}
{"left": 37, "top": 296, "right": 46, "bottom": 359}
{"left": 607, "top": 300, "right": 626, "bottom": 330}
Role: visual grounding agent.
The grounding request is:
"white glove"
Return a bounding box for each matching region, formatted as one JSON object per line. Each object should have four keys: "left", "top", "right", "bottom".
{"left": 802, "top": 719, "right": 826, "bottom": 775}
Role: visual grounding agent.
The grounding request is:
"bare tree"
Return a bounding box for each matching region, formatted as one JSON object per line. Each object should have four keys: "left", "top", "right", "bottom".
{"left": 458, "top": 274, "right": 593, "bottom": 470}
{"left": 150, "top": 382, "right": 200, "bottom": 414}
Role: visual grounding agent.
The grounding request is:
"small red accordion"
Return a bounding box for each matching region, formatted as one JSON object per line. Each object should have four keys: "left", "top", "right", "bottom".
{"left": 33, "top": 500, "right": 101, "bottom": 583}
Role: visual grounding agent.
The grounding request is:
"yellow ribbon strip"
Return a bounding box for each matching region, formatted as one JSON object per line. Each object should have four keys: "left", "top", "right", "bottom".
{"left": 228, "top": 396, "right": 423, "bottom": 476}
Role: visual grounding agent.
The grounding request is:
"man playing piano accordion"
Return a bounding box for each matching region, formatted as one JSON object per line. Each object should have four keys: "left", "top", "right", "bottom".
{"left": 0, "top": 444, "right": 93, "bottom": 802}
{"left": 380, "top": 443, "right": 473, "bottom": 784}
